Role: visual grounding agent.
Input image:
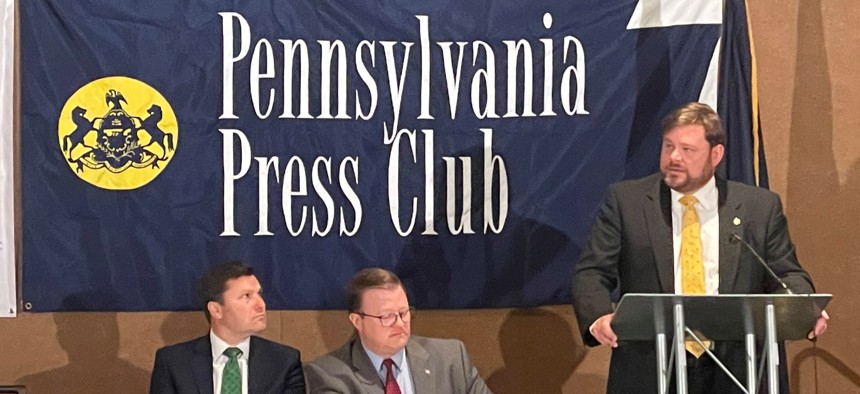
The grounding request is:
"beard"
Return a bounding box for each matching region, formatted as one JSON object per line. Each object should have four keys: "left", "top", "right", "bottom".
{"left": 661, "top": 166, "right": 713, "bottom": 194}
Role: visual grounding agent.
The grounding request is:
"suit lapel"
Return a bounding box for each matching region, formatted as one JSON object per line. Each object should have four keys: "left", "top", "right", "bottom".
{"left": 646, "top": 177, "right": 675, "bottom": 293}
{"left": 248, "top": 336, "right": 267, "bottom": 394}
{"left": 406, "top": 338, "right": 436, "bottom": 393}
{"left": 349, "top": 338, "right": 385, "bottom": 393}
{"left": 717, "top": 178, "right": 743, "bottom": 293}
{"left": 191, "top": 336, "right": 214, "bottom": 394}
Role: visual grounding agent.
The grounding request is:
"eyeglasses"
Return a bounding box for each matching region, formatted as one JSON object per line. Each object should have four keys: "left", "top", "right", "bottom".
{"left": 357, "top": 307, "right": 415, "bottom": 327}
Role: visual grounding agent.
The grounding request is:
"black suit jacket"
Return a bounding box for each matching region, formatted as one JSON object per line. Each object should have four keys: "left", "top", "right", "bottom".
{"left": 150, "top": 335, "right": 305, "bottom": 394}
{"left": 572, "top": 173, "right": 814, "bottom": 393}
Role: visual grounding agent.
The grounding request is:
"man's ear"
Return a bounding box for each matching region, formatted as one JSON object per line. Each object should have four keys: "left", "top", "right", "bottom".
{"left": 207, "top": 301, "right": 222, "bottom": 320}
{"left": 348, "top": 312, "right": 362, "bottom": 332}
{"left": 711, "top": 144, "right": 725, "bottom": 167}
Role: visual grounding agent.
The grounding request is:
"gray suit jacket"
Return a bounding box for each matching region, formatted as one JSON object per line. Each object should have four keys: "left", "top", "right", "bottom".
{"left": 305, "top": 336, "right": 492, "bottom": 394}
{"left": 571, "top": 173, "right": 815, "bottom": 393}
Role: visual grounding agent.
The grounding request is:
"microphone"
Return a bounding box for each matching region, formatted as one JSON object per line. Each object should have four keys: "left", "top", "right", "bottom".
{"left": 730, "top": 233, "right": 794, "bottom": 294}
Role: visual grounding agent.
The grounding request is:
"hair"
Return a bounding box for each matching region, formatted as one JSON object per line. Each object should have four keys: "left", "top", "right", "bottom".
{"left": 661, "top": 102, "right": 726, "bottom": 147}
{"left": 196, "top": 261, "right": 255, "bottom": 322}
{"left": 346, "top": 268, "right": 402, "bottom": 313}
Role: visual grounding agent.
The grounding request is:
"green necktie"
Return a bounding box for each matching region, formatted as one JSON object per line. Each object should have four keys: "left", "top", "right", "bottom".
{"left": 222, "top": 347, "right": 242, "bottom": 394}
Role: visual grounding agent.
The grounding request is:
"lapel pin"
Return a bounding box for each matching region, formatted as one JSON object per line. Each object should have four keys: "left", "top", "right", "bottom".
{"left": 425, "top": 369, "right": 431, "bottom": 374}
{"left": 733, "top": 217, "right": 741, "bottom": 226}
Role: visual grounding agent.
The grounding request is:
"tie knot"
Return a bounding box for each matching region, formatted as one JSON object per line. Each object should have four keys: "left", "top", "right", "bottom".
{"left": 680, "top": 194, "right": 698, "bottom": 208}
{"left": 224, "top": 347, "right": 242, "bottom": 360}
{"left": 382, "top": 358, "right": 401, "bottom": 394}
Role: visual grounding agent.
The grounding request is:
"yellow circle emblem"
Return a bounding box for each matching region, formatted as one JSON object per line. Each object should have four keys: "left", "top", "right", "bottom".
{"left": 58, "top": 76, "right": 178, "bottom": 190}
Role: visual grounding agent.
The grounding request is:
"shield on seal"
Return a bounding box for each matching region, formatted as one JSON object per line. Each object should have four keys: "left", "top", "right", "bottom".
{"left": 87, "top": 90, "right": 153, "bottom": 172}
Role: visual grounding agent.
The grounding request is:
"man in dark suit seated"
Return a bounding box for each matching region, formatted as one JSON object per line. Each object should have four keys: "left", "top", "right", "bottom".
{"left": 571, "top": 102, "right": 829, "bottom": 393}
{"left": 305, "top": 268, "right": 492, "bottom": 394}
{"left": 150, "top": 261, "right": 305, "bottom": 394}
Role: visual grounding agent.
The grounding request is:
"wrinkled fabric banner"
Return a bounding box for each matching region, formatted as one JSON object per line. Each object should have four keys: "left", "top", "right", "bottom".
{"left": 21, "top": 0, "right": 727, "bottom": 311}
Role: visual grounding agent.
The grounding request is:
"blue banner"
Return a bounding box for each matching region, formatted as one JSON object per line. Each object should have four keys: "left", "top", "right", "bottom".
{"left": 21, "top": 1, "right": 724, "bottom": 311}
{"left": 718, "top": 0, "right": 768, "bottom": 188}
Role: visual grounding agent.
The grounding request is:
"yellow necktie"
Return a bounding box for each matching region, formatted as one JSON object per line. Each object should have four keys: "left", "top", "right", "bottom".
{"left": 679, "top": 195, "right": 710, "bottom": 357}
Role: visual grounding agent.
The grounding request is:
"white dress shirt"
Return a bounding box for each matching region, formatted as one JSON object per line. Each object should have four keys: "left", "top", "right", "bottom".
{"left": 210, "top": 330, "right": 251, "bottom": 394}
{"left": 670, "top": 176, "right": 720, "bottom": 295}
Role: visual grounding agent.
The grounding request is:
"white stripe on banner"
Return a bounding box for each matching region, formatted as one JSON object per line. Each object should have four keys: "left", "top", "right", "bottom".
{"left": 627, "top": 0, "right": 722, "bottom": 29}
{"left": 626, "top": 0, "right": 723, "bottom": 109}
{"left": 699, "top": 36, "right": 721, "bottom": 110}
{"left": 0, "top": 0, "right": 15, "bottom": 318}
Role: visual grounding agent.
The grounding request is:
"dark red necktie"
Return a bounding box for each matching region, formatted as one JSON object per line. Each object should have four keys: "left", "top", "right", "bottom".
{"left": 382, "top": 358, "right": 402, "bottom": 394}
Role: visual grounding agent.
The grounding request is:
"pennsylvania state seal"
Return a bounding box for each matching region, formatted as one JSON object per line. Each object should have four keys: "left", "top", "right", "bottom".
{"left": 58, "top": 76, "right": 178, "bottom": 190}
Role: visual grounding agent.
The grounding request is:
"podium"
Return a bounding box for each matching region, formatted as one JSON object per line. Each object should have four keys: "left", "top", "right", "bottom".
{"left": 611, "top": 293, "right": 830, "bottom": 394}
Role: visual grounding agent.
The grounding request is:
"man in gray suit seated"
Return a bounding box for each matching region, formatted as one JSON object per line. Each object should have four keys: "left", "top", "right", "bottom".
{"left": 305, "top": 268, "right": 492, "bottom": 394}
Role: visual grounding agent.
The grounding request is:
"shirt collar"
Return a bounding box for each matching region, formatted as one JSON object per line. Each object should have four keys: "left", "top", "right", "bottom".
{"left": 670, "top": 176, "right": 717, "bottom": 211}
{"left": 361, "top": 342, "right": 407, "bottom": 373}
{"left": 210, "top": 329, "right": 251, "bottom": 362}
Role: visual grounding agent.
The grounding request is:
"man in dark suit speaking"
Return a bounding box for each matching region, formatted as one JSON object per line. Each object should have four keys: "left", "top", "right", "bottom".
{"left": 305, "top": 268, "right": 492, "bottom": 394}
{"left": 571, "top": 102, "right": 829, "bottom": 393}
{"left": 150, "top": 261, "right": 305, "bottom": 394}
